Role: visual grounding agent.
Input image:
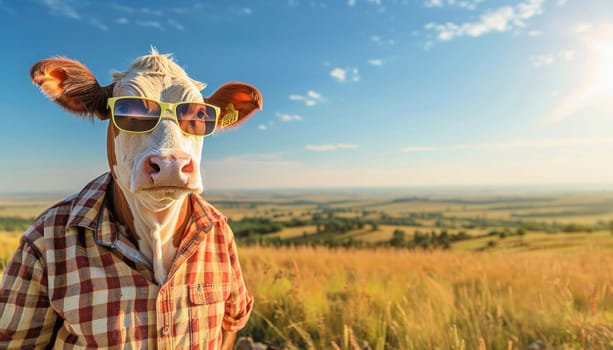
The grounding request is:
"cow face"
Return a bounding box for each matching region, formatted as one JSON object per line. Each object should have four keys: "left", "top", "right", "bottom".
{"left": 31, "top": 52, "right": 262, "bottom": 211}
{"left": 108, "top": 68, "right": 208, "bottom": 209}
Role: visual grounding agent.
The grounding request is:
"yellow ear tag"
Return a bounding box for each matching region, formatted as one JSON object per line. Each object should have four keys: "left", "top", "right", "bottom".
{"left": 220, "top": 103, "right": 239, "bottom": 128}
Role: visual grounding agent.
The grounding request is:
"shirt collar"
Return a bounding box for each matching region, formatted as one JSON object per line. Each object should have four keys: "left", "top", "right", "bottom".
{"left": 66, "top": 172, "right": 113, "bottom": 232}
{"left": 65, "top": 171, "right": 219, "bottom": 252}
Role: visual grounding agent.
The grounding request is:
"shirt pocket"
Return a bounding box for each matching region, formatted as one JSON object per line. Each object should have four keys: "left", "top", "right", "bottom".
{"left": 187, "top": 283, "right": 230, "bottom": 349}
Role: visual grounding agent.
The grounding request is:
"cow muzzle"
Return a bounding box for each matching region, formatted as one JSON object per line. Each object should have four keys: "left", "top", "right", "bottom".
{"left": 132, "top": 151, "right": 203, "bottom": 194}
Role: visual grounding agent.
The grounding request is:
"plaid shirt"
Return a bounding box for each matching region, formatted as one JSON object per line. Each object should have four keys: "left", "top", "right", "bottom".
{"left": 0, "top": 173, "right": 253, "bottom": 349}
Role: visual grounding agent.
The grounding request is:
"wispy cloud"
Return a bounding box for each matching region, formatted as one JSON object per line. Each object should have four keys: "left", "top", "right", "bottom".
{"left": 111, "top": 3, "right": 136, "bottom": 13}
{"left": 306, "top": 144, "right": 360, "bottom": 152}
{"left": 424, "top": 0, "right": 444, "bottom": 7}
{"left": 330, "top": 67, "right": 360, "bottom": 82}
{"left": 0, "top": 0, "right": 15, "bottom": 14}
{"left": 258, "top": 124, "right": 268, "bottom": 131}
{"left": 289, "top": 90, "right": 325, "bottom": 106}
{"left": 425, "top": 0, "right": 544, "bottom": 41}
{"left": 141, "top": 7, "right": 162, "bottom": 16}
{"left": 530, "top": 50, "right": 575, "bottom": 68}
{"left": 370, "top": 35, "right": 395, "bottom": 46}
{"left": 277, "top": 113, "right": 303, "bottom": 122}
{"left": 40, "top": 0, "right": 81, "bottom": 19}
{"left": 230, "top": 7, "right": 252, "bottom": 15}
{"left": 527, "top": 30, "right": 542, "bottom": 37}
{"left": 529, "top": 54, "right": 554, "bottom": 68}
{"left": 135, "top": 20, "right": 165, "bottom": 31}
{"left": 90, "top": 18, "right": 108, "bottom": 31}
{"left": 168, "top": 19, "right": 184, "bottom": 31}
{"left": 368, "top": 59, "right": 384, "bottom": 66}
{"left": 424, "top": 0, "right": 483, "bottom": 10}
{"left": 402, "top": 137, "right": 613, "bottom": 153}
{"left": 348, "top": 0, "right": 356, "bottom": 6}
{"left": 572, "top": 22, "right": 593, "bottom": 33}
{"left": 558, "top": 50, "right": 575, "bottom": 61}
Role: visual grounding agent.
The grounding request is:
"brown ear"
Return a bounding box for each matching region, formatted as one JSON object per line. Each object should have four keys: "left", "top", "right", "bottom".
{"left": 205, "top": 82, "right": 263, "bottom": 129}
{"left": 31, "top": 57, "right": 114, "bottom": 120}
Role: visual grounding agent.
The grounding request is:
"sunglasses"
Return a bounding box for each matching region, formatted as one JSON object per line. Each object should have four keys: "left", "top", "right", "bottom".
{"left": 107, "top": 96, "right": 220, "bottom": 137}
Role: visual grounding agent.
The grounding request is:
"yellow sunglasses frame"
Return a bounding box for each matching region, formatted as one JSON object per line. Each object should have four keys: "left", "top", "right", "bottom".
{"left": 107, "top": 96, "right": 221, "bottom": 137}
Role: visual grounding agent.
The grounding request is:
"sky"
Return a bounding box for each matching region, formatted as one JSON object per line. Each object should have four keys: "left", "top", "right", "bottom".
{"left": 0, "top": 0, "right": 612, "bottom": 192}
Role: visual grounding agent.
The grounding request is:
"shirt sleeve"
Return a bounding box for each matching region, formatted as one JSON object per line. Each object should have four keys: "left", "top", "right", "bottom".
{"left": 0, "top": 235, "right": 58, "bottom": 349}
{"left": 222, "top": 224, "right": 254, "bottom": 332}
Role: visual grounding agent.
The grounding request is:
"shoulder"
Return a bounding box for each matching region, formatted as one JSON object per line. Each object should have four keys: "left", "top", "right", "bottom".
{"left": 21, "top": 194, "right": 77, "bottom": 257}
{"left": 191, "top": 194, "right": 228, "bottom": 224}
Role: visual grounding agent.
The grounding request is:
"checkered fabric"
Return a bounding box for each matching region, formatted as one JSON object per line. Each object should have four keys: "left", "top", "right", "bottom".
{"left": 0, "top": 173, "right": 253, "bottom": 349}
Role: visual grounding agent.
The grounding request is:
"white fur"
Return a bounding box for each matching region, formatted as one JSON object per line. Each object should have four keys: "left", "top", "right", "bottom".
{"left": 110, "top": 53, "right": 206, "bottom": 285}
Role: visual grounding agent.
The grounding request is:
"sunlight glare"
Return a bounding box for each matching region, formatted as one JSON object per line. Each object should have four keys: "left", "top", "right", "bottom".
{"left": 587, "top": 40, "right": 613, "bottom": 96}
{"left": 548, "top": 24, "right": 613, "bottom": 123}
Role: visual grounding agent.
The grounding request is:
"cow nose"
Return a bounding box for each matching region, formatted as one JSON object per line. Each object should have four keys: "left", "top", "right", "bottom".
{"left": 143, "top": 155, "right": 195, "bottom": 185}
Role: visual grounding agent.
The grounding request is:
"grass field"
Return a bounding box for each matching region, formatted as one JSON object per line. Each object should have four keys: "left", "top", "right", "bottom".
{"left": 0, "top": 190, "right": 612, "bottom": 348}
{"left": 238, "top": 246, "right": 613, "bottom": 349}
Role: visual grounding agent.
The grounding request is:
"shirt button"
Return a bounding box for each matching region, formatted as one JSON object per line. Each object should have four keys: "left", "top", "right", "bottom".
{"left": 161, "top": 326, "right": 170, "bottom": 336}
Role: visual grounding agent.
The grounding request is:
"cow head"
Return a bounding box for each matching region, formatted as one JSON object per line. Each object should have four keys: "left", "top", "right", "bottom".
{"left": 31, "top": 51, "right": 262, "bottom": 210}
{"left": 30, "top": 51, "right": 262, "bottom": 283}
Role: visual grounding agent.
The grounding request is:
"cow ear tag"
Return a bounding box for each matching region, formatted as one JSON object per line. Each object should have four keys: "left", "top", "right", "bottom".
{"left": 220, "top": 103, "right": 239, "bottom": 128}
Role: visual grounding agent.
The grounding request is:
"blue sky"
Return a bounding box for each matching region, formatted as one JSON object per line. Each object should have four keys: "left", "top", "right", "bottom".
{"left": 0, "top": 0, "right": 612, "bottom": 192}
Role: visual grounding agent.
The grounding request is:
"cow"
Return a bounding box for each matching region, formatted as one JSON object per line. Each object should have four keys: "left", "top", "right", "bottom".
{"left": 0, "top": 49, "right": 262, "bottom": 349}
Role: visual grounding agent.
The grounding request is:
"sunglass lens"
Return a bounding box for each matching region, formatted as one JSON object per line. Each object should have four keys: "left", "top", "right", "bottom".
{"left": 176, "top": 103, "right": 217, "bottom": 136}
{"left": 113, "top": 98, "right": 161, "bottom": 132}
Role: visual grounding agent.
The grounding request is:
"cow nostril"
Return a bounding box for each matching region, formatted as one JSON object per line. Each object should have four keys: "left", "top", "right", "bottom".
{"left": 181, "top": 160, "right": 194, "bottom": 174}
{"left": 148, "top": 159, "right": 161, "bottom": 174}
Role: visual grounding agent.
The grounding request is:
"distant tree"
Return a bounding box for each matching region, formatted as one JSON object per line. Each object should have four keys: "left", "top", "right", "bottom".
{"left": 390, "top": 229, "right": 406, "bottom": 248}
{"left": 610, "top": 221, "right": 613, "bottom": 235}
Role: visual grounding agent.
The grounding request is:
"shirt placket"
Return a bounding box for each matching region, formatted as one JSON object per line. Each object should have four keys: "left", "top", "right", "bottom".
{"left": 157, "top": 285, "right": 174, "bottom": 350}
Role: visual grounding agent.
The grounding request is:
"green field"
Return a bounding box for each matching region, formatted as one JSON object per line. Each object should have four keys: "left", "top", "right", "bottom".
{"left": 0, "top": 190, "right": 612, "bottom": 349}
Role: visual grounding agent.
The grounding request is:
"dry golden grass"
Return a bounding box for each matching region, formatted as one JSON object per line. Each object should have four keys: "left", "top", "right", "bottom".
{"left": 238, "top": 246, "right": 613, "bottom": 349}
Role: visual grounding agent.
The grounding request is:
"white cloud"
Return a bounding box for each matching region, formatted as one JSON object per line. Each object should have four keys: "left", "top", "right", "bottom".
{"left": 424, "top": 0, "right": 443, "bottom": 7}
{"left": 277, "top": 113, "right": 303, "bottom": 122}
{"left": 527, "top": 30, "right": 542, "bottom": 37}
{"left": 136, "top": 20, "right": 165, "bottom": 31}
{"left": 368, "top": 59, "right": 384, "bottom": 66}
{"left": 330, "top": 67, "right": 360, "bottom": 82}
{"left": 426, "top": 0, "right": 544, "bottom": 41}
{"left": 348, "top": 0, "right": 356, "bottom": 6}
{"left": 289, "top": 90, "right": 325, "bottom": 106}
{"left": 306, "top": 144, "right": 360, "bottom": 151}
{"left": 530, "top": 54, "right": 554, "bottom": 68}
{"left": 573, "top": 23, "right": 592, "bottom": 33}
{"left": 90, "top": 18, "right": 108, "bottom": 31}
{"left": 530, "top": 50, "right": 575, "bottom": 68}
{"left": 168, "top": 19, "right": 184, "bottom": 31}
{"left": 41, "top": 0, "right": 80, "bottom": 19}
{"left": 258, "top": 124, "right": 267, "bottom": 131}
{"left": 557, "top": 0, "right": 568, "bottom": 5}
{"left": 242, "top": 7, "right": 252, "bottom": 15}
{"left": 559, "top": 50, "right": 575, "bottom": 61}
{"left": 116, "top": 17, "right": 129, "bottom": 24}
{"left": 424, "top": 0, "right": 482, "bottom": 10}
{"left": 307, "top": 90, "right": 321, "bottom": 99}
{"left": 402, "top": 137, "right": 613, "bottom": 153}
{"left": 330, "top": 68, "right": 347, "bottom": 81}
{"left": 111, "top": 3, "right": 135, "bottom": 13}
{"left": 141, "top": 7, "right": 162, "bottom": 16}
{"left": 370, "top": 35, "right": 395, "bottom": 46}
